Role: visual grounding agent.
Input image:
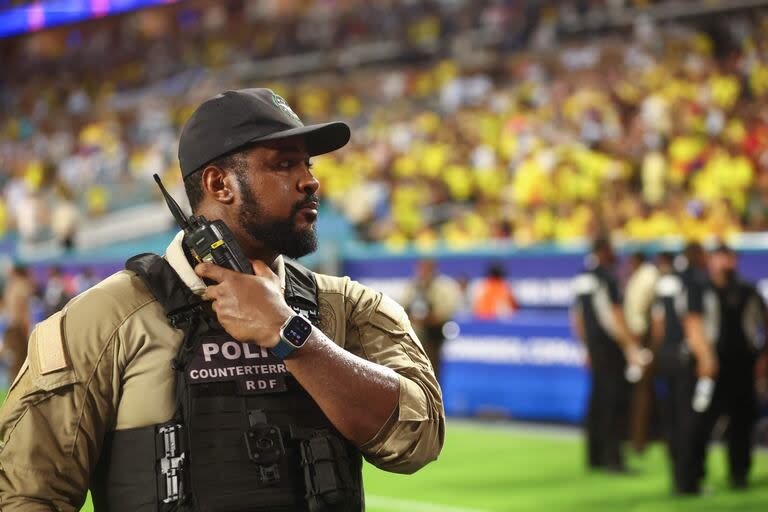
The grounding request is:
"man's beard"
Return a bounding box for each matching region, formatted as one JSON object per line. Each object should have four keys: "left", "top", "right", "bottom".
{"left": 237, "top": 179, "right": 318, "bottom": 259}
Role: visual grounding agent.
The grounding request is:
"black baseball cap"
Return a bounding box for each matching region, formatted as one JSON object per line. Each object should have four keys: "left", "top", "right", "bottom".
{"left": 178, "top": 88, "right": 351, "bottom": 179}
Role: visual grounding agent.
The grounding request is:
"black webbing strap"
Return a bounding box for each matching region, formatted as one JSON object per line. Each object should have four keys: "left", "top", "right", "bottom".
{"left": 126, "top": 253, "right": 206, "bottom": 328}
{"left": 125, "top": 253, "right": 211, "bottom": 510}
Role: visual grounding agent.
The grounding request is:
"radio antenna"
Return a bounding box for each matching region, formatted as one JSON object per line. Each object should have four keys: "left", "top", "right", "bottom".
{"left": 153, "top": 173, "right": 190, "bottom": 232}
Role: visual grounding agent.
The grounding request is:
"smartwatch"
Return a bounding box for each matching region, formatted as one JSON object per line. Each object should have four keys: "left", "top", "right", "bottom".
{"left": 270, "top": 314, "right": 312, "bottom": 359}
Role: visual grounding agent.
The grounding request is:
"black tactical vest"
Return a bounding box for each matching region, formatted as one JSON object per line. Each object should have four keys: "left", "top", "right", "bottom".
{"left": 90, "top": 254, "right": 363, "bottom": 512}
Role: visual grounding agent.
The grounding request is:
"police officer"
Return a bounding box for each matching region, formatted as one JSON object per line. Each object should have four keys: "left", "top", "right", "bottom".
{"left": 651, "top": 242, "right": 718, "bottom": 494}
{"left": 571, "top": 238, "right": 645, "bottom": 473}
{"left": 0, "top": 89, "right": 445, "bottom": 511}
{"left": 686, "top": 243, "right": 768, "bottom": 490}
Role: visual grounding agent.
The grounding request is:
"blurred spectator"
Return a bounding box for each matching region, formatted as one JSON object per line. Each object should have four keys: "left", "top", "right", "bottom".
{"left": 472, "top": 263, "right": 519, "bottom": 319}
{"left": 73, "top": 267, "right": 99, "bottom": 295}
{"left": 42, "top": 266, "right": 69, "bottom": 317}
{"left": 401, "top": 259, "right": 463, "bottom": 381}
{"left": 50, "top": 182, "right": 80, "bottom": 250}
{"left": 0, "top": 264, "right": 36, "bottom": 383}
{"left": 2, "top": 0, "right": 768, "bottom": 249}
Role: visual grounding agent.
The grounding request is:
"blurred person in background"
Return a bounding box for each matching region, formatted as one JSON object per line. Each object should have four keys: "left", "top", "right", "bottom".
{"left": 624, "top": 252, "right": 660, "bottom": 453}
{"left": 0, "top": 264, "right": 36, "bottom": 383}
{"left": 685, "top": 243, "right": 768, "bottom": 490}
{"left": 50, "top": 182, "right": 80, "bottom": 251}
{"left": 651, "top": 242, "right": 718, "bottom": 494}
{"left": 42, "top": 266, "right": 70, "bottom": 317}
{"left": 472, "top": 263, "right": 518, "bottom": 320}
{"left": 402, "top": 259, "right": 463, "bottom": 381}
{"left": 73, "top": 267, "right": 99, "bottom": 295}
{"left": 571, "top": 237, "right": 644, "bottom": 473}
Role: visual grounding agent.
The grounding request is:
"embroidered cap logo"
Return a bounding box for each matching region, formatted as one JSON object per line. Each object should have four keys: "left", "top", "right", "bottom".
{"left": 272, "top": 92, "right": 303, "bottom": 125}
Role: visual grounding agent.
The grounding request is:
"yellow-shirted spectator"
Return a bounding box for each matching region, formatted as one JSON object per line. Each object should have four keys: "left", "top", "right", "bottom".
{"left": 414, "top": 227, "right": 439, "bottom": 251}
{"left": 296, "top": 88, "right": 330, "bottom": 119}
{"left": 420, "top": 143, "right": 450, "bottom": 179}
{"left": 750, "top": 63, "right": 768, "bottom": 97}
{"left": 679, "top": 208, "right": 712, "bottom": 242}
{"left": 444, "top": 164, "right": 473, "bottom": 201}
{"left": 512, "top": 154, "right": 556, "bottom": 206}
{"left": 709, "top": 74, "right": 741, "bottom": 110}
{"left": 392, "top": 152, "right": 419, "bottom": 178}
{"left": 85, "top": 185, "right": 109, "bottom": 217}
{"left": 24, "top": 160, "right": 44, "bottom": 191}
{"left": 552, "top": 205, "right": 588, "bottom": 242}
{"left": 532, "top": 207, "right": 556, "bottom": 241}
{"left": 433, "top": 60, "right": 459, "bottom": 89}
{"left": 391, "top": 183, "right": 427, "bottom": 237}
{"left": 642, "top": 150, "right": 668, "bottom": 206}
{"left": 336, "top": 94, "right": 361, "bottom": 118}
{"left": 668, "top": 134, "right": 706, "bottom": 183}
{"left": 475, "top": 166, "right": 507, "bottom": 200}
{"left": 0, "top": 199, "right": 7, "bottom": 238}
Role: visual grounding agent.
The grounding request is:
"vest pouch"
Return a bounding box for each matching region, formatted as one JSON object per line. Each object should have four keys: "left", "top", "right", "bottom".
{"left": 245, "top": 423, "right": 285, "bottom": 484}
{"left": 299, "top": 432, "right": 361, "bottom": 512}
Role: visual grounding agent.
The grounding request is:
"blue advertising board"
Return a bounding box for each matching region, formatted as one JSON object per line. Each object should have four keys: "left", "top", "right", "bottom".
{"left": 441, "top": 312, "right": 590, "bottom": 423}
{"left": 343, "top": 249, "right": 768, "bottom": 308}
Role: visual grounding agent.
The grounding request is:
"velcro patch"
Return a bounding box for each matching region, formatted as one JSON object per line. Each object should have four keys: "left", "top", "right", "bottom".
{"left": 36, "top": 311, "right": 69, "bottom": 375}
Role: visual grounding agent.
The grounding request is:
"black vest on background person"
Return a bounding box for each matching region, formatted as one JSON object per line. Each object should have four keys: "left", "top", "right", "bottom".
{"left": 654, "top": 270, "right": 688, "bottom": 375}
{"left": 90, "top": 254, "right": 363, "bottom": 512}
{"left": 714, "top": 277, "right": 767, "bottom": 363}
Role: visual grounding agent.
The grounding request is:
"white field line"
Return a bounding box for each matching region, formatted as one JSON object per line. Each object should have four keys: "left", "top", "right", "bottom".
{"left": 367, "top": 495, "right": 490, "bottom": 512}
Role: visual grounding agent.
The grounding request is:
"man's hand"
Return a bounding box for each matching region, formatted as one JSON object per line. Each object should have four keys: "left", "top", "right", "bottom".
{"left": 195, "top": 261, "right": 294, "bottom": 348}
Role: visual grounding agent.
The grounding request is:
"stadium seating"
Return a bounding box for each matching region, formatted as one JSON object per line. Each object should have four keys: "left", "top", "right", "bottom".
{"left": 1, "top": 0, "right": 767, "bottom": 250}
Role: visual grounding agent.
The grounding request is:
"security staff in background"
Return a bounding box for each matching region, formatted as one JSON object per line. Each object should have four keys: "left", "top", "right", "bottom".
{"left": 401, "top": 259, "right": 462, "bottom": 382}
{"left": 650, "top": 242, "right": 718, "bottom": 495}
{"left": 685, "top": 243, "right": 768, "bottom": 490}
{"left": 0, "top": 89, "right": 445, "bottom": 511}
{"left": 623, "top": 252, "right": 660, "bottom": 453}
{"left": 571, "top": 237, "right": 645, "bottom": 473}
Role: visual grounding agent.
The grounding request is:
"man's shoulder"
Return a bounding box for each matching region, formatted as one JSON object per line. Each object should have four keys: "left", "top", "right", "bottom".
{"left": 313, "top": 272, "right": 354, "bottom": 295}
{"left": 63, "top": 269, "right": 157, "bottom": 328}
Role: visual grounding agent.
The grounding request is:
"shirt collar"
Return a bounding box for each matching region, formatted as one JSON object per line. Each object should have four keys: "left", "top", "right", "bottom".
{"left": 164, "top": 230, "right": 286, "bottom": 295}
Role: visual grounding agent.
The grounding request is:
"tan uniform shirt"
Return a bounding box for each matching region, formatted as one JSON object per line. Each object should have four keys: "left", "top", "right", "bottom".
{"left": 624, "top": 262, "right": 660, "bottom": 337}
{"left": 0, "top": 233, "right": 445, "bottom": 511}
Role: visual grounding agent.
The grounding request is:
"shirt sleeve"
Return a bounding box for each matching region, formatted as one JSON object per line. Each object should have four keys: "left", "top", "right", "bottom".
{"left": 0, "top": 305, "right": 118, "bottom": 510}
{"left": 342, "top": 279, "right": 445, "bottom": 474}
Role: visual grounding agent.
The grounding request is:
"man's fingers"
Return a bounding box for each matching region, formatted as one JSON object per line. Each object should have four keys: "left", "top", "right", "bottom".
{"left": 195, "top": 262, "right": 230, "bottom": 283}
{"left": 202, "top": 283, "right": 221, "bottom": 302}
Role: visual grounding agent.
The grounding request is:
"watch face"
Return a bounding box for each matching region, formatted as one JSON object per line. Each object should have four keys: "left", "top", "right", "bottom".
{"left": 283, "top": 316, "right": 312, "bottom": 347}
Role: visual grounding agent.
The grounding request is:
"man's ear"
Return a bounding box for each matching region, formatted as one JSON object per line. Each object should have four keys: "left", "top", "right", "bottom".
{"left": 201, "top": 166, "right": 236, "bottom": 205}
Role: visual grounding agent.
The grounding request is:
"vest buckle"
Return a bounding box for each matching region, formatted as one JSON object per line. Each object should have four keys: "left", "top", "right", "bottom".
{"left": 158, "top": 424, "right": 186, "bottom": 503}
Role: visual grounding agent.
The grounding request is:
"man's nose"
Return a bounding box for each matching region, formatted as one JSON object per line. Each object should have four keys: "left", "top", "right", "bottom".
{"left": 299, "top": 166, "right": 320, "bottom": 196}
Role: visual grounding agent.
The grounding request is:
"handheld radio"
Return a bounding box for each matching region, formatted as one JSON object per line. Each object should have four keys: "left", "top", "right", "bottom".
{"left": 154, "top": 174, "right": 254, "bottom": 275}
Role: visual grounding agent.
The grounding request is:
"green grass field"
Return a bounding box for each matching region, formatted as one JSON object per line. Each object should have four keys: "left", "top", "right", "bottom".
{"left": 70, "top": 420, "right": 768, "bottom": 512}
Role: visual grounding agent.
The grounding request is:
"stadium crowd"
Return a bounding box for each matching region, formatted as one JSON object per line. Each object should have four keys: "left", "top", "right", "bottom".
{"left": 1, "top": 0, "right": 768, "bottom": 250}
